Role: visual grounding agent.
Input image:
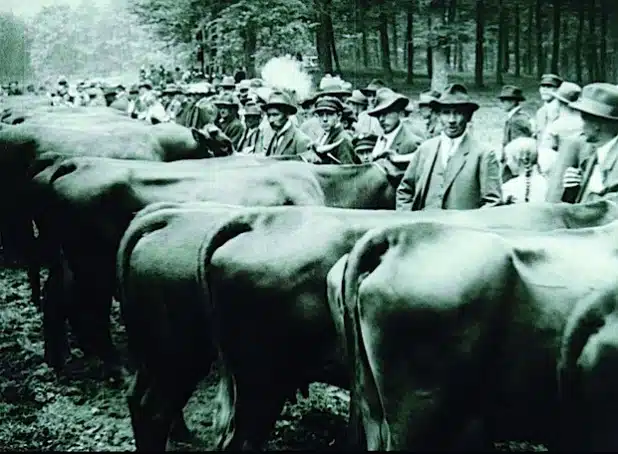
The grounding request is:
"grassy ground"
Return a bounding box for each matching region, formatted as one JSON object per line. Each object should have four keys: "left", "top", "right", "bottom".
{"left": 0, "top": 87, "right": 549, "bottom": 451}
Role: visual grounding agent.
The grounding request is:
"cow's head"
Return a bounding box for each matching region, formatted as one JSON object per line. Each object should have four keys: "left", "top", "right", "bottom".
{"left": 191, "top": 126, "right": 234, "bottom": 158}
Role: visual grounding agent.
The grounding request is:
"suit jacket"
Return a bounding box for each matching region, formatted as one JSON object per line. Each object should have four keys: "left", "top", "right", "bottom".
{"left": 311, "top": 125, "right": 358, "bottom": 164}
{"left": 503, "top": 108, "right": 533, "bottom": 147}
{"left": 563, "top": 137, "right": 618, "bottom": 204}
{"left": 545, "top": 135, "right": 591, "bottom": 202}
{"left": 218, "top": 117, "right": 245, "bottom": 151}
{"left": 237, "top": 126, "right": 261, "bottom": 154}
{"left": 377, "top": 122, "right": 423, "bottom": 158}
{"left": 265, "top": 122, "right": 312, "bottom": 157}
{"left": 396, "top": 133, "right": 503, "bottom": 211}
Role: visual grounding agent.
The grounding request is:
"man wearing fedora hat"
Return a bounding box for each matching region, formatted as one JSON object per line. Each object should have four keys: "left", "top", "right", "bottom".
{"left": 368, "top": 88, "right": 423, "bottom": 161}
{"left": 396, "top": 83, "right": 502, "bottom": 211}
{"left": 498, "top": 85, "right": 533, "bottom": 183}
{"left": 535, "top": 73, "right": 563, "bottom": 140}
{"left": 237, "top": 102, "right": 264, "bottom": 154}
{"left": 415, "top": 89, "right": 442, "bottom": 139}
{"left": 360, "top": 78, "right": 387, "bottom": 108}
{"left": 347, "top": 89, "right": 382, "bottom": 136}
{"left": 561, "top": 83, "right": 618, "bottom": 203}
{"left": 263, "top": 90, "right": 312, "bottom": 157}
{"left": 304, "top": 96, "right": 356, "bottom": 164}
{"left": 219, "top": 76, "right": 237, "bottom": 94}
{"left": 214, "top": 92, "right": 245, "bottom": 151}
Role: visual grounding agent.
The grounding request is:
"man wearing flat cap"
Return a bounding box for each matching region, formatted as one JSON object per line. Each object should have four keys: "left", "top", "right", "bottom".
{"left": 263, "top": 91, "right": 312, "bottom": 157}
{"left": 352, "top": 134, "right": 379, "bottom": 163}
{"left": 303, "top": 96, "right": 356, "bottom": 164}
{"left": 214, "top": 93, "right": 245, "bottom": 151}
{"left": 237, "top": 102, "right": 264, "bottom": 154}
{"left": 396, "top": 83, "right": 503, "bottom": 211}
{"left": 498, "top": 85, "right": 533, "bottom": 183}
{"left": 368, "top": 88, "right": 423, "bottom": 161}
{"left": 535, "top": 73, "right": 563, "bottom": 140}
{"left": 562, "top": 83, "right": 618, "bottom": 203}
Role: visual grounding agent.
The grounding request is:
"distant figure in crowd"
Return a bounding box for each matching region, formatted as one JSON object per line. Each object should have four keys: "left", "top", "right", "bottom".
{"left": 416, "top": 89, "right": 442, "bottom": 138}
{"left": 357, "top": 78, "right": 385, "bottom": 135}
{"left": 305, "top": 96, "right": 356, "bottom": 164}
{"left": 263, "top": 90, "right": 311, "bottom": 157}
{"left": 396, "top": 83, "right": 502, "bottom": 211}
{"left": 237, "top": 102, "right": 264, "bottom": 154}
{"left": 214, "top": 92, "right": 245, "bottom": 150}
{"left": 535, "top": 73, "right": 563, "bottom": 140}
{"left": 502, "top": 137, "right": 547, "bottom": 204}
{"left": 497, "top": 84, "right": 533, "bottom": 183}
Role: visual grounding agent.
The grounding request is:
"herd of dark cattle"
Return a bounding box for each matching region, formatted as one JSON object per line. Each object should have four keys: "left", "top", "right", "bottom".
{"left": 2, "top": 102, "right": 618, "bottom": 451}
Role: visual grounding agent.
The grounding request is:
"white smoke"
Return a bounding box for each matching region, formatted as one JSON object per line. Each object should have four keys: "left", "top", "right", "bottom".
{"left": 260, "top": 56, "right": 313, "bottom": 103}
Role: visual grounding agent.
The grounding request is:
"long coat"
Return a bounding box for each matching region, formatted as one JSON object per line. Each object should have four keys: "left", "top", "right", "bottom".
{"left": 265, "top": 123, "right": 312, "bottom": 157}
{"left": 396, "top": 133, "right": 503, "bottom": 211}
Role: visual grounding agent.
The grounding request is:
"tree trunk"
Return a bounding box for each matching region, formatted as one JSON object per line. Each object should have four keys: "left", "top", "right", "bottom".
{"left": 535, "top": 0, "right": 543, "bottom": 78}
{"left": 359, "top": 0, "right": 369, "bottom": 67}
{"left": 429, "top": 2, "right": 448, "bottom": 91}
{"left": 326, "top": 15, "right": 341, "bottom": 73}
{"left": 475, "top": 0, "right": 484, "bottom": 88}
{"left": 599, "top": 0, "right": 608, "bottom": 80}
{"left": 378, "top": 5, "right": 393, "bottom": 82}
{"left": 514, "top": 1, "right": 521, "bottom": 77}
{"left": 560, "top": 7, "right": 569, "bottom": 74}
{"left": 457, "top": 41, "right": 464, "bottom": 72}
{"left": 587, "top": 0, "right": 598, "bottom": 81}
{"left": 575, "top": 0, "right": 583, "bottom": 82}
{"left": 496, "top": 0, "right": 504, "bottom": 85}
{"left": 391, "top": 13, "right": 399, "bottom": 69}
{"left": 503, "top": 4, "right": 510, "bottom": 73}
{"left": 550, "top": 0, "right": 561, "bottom": 74}
{"left": 406, "top": 0, "right": 414, "bottom": 84}
{"left": 526, "top": 0, "right": 533, "bottom": 74}
{"left": 314, "top": 0, "right": 333, "bottom": 73}
{"left": 427, "top": 12, "right": 433, "bottom": 78}
{"left": 242, "top": 21, "right": 257, "bottom": 78}
{"left": 445, "top": 0, "right": 457, "bottom": 67}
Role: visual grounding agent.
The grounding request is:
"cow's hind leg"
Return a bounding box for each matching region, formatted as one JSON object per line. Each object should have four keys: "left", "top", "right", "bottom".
{"left": 41, "top": 262, "right": 70, "bottom": 370}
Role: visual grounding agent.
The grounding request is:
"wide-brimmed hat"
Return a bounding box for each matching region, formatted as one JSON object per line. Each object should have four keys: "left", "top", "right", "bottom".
{"left": 162, "top": 84, "right": 182, "bottom": 95}
{"left": 352, "top": 134, "right": 378, "bottom": 152}
{"left": 300, "top": 96, "right": 315, "bottom": 109}
{"left": 568, "top": 82, "right": 618, "bottom": 121}
{"left": 313, "top": 74, "right": 352, "bottom": 99}
{"left": 552, "top": 81, "right": 582, "bottom": 104}
{"left": 313, "top": 96, "right": 344, "bottom": 114}
{"left": 253, "top": 87, "right": 273, "bottom": 104}
{"left": 347, "top": 89, "right": 368, "bottom": 107}
{"left": 539, "top": 73, "right": 563, "bottom": 88}
{"left": 429, "top": 83, "right": 479, "bottom": 112}
{"left": 138, "top": 81, "right": 153, "bottom": 90}
{"left": 219, "top": 76, "right": 236, "bottom": 89}
{"left": 367, "top": 88, "right": 409, "bottom": 116}
{"left": 360, "top": 78, "right": 386, "bottom": 97}
{"left": 261, "top": 90, "right": 297, "bottom": 115}
{"left": 498, "top": 85, "right": 525, "bottom": 101}
{"left": 243, "top": 102, "right": 262, "bottom": 117}
{"left": 213, "top": 92, "right": 240, "bottom": 108}
{"left": 418, "top": 89, "right": 441, "bottom": 107}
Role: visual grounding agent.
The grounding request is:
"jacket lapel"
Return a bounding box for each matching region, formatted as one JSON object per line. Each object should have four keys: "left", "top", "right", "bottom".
{"left": 416, "top": 139, "right": 441, "bottom": 199}
{"left": 276, "top": 125, "right": 295, "bottom": 154}
{"left": 443, "top": 133, "right": 471, "bottom": 194}
{"left": 600, "top": 139, "right": 618, "bottom": 179}
{"left": 576, "top": 145, "right": 597, "bottom": 202}
{"left": 390, "top": 126, "right": 405, "bottom": 153}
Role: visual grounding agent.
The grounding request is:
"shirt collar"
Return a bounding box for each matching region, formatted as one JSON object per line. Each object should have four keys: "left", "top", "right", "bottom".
{"left": 440, "top": 129, "right": 467, "bottom": 149}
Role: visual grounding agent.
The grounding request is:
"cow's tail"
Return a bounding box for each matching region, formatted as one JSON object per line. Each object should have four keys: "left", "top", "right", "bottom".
{"left": 341, "top": 225, "right": 393, "bottom": 450}
{"left": 115, "top": 205, "right": 175, "bottom": 364}
{"left": 556, "top": 286, "right": 618, "bottom": 447}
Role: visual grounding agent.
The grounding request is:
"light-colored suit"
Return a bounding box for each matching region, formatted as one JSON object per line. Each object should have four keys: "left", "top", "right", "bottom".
{"left": 396, "top": 133, "right": 503, "bottom": 211}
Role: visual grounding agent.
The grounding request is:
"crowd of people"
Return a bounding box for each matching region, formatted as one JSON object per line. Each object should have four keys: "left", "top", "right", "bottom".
{"left": 43, "top": 67, "right": 616, "bottom": 212}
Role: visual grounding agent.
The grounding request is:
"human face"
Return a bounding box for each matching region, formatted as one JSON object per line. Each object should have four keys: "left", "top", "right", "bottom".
{"left": 437, "top": 106, "right": 469, "bottom": 138}
{"left": 377, "top": 109, "right": 401, "bottom": 134}
{"left": 418, "top": 105, "right": 432, "bottom": 121}
{"left": 266, "top": 107, "right": 288, "bottom": 130}
{"left": 245, "top": 114, "right": 261, "bottom": 130}
{"left": 580, "top": 112, "right": 601, "bottom": 143}
{"left": 316, "top": 110, "right": 340, "bottom": 132}
{"left": 539, "top": 85, "right": 557, "bottom": 103}
{"left": 347, "top": 102, "right": 363, "bottom": 116}
{"left": 500, "top": 98, "right": 517, "bottom": 112}
{"left": 218, "top": 106, "right": 233, "bottom": 121}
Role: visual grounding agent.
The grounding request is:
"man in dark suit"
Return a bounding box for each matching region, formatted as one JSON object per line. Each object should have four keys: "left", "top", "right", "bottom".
{"left": 263, "top": 91, "right": 312, "bottom": 157}
{"left": 214, "top": 92, "right": 246, "bottom": 151}
{"left": 498, "top": 85, "right": 533, "bottom": 183}
{"left": 367, "top": 87, "right": 423, "bottom": 162}
{"left": 561, "top": 83, "right": 618, "bottom": 203}
{"left": 237, "top": 102, "right": 264, "bottom": 154}
{"left": 395, "top": 83, "right": 503, "bottom": 211}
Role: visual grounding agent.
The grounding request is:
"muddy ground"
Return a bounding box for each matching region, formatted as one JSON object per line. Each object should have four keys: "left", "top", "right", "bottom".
{"left": 0, "top": 266, "right": 546, "bottom": 451}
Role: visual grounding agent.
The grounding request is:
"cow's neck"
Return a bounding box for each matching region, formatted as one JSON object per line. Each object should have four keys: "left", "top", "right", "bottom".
{"left": 313, "top": 163, "right": 394, "bottom": 209}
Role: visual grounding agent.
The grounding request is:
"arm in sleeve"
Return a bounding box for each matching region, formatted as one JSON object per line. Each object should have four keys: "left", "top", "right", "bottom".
{"left": 479, "top": 149, "right": 503, "bottom": 207}
{"left": 337, "top": 136, "right": 358, "bottom": 164}
{"left": 395, "top": 151, "right": 420, "bottom": 211}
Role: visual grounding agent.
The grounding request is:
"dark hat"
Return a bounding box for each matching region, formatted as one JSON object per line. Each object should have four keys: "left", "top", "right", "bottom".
{"left": 352, "top": 134, "right": 378, "bottom": 152}
{"left": 367, "top": 88, "right": 409, "bottom": 116}
{"left": 162, "top": 84, "right": 182, "bottom": 95}
{"left": 261, "top": 90, "right": 297, "bottom": 115}
{"left": 429, "top": 83, "right": 479, "bottom": 112}
{"left": 568, "top": 82, "right": 618, "bottom": 121}
{"left": 220, "top": 76, "right": 236, "bottom": 88}
{"left": 116, "top": 84, "right": 126, "bottom": 91}
{"left": 498, "top": 85, "right": 525, "bottom": 101}
{"left": 129, "top": 84, "right": 139, "bottom": 95}
{"left": 539, "top": 73, "right": 563, "bottom": 88}
{"left": 347, "top": 89, "right": 368, "bottom": 107}
{"left": 552, "top": 81, "right": 582, "bottom": 104}
{"left": 342, "top": 104, "right": 357, "bottom": 123}
{"left": 360, "top": 78, "right": 386, "bottom": 97}
{"left": 418, "top": 89, "right": 441, "bottom": 107}
{"left": 243, "top": 102, "right": 262, "bottom": 117}
{"left": 138, "top": 81, "right": 153, "bottom": 90}
{"left": 300, "top": 97, "right": 315, "bottom": 109}
{"left": 213, "top": 92, "right": 240, "bottom": 108}
{"left": 312, "top": 96, "right": 344, "bottom": 114}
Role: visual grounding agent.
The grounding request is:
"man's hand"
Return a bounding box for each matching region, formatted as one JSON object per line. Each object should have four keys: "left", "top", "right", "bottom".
{"left": 563, "top": 166, "right": 582, "bottom": 188}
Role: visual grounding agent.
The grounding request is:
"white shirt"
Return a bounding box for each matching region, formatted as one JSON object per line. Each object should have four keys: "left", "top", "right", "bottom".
{"left": 371, "top": 122, "right": 403, "bottom": 159}
{"left": 587, "top": 135, "right": 618, "bottom": 195}
{"left": 439, "top": 130, "right": 467, "bottom": 168}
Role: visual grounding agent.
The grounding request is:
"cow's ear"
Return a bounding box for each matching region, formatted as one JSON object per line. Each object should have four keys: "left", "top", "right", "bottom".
{"left": 191, "top": 127, "right": 207, "bottom": 145}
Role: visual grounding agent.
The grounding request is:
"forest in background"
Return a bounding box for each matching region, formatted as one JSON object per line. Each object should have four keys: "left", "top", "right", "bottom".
{"left": 1, "top": 0, "right": 616, "bottom": 91}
